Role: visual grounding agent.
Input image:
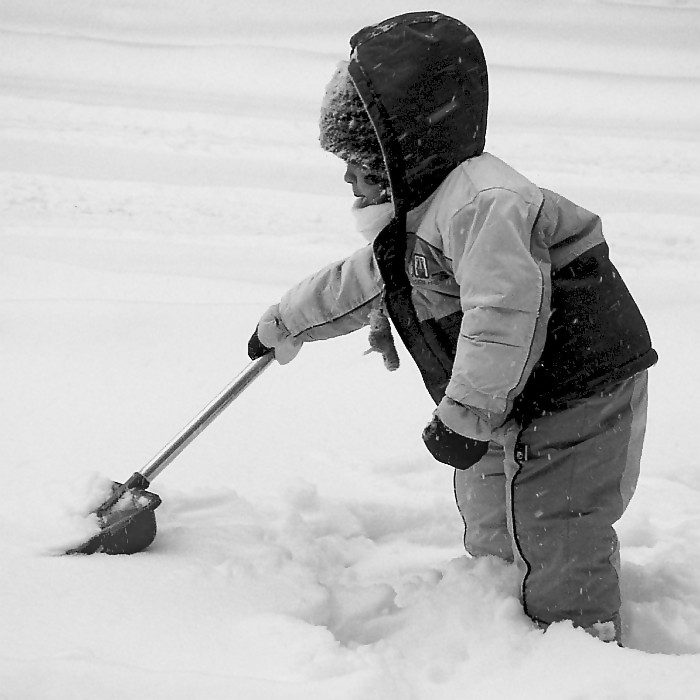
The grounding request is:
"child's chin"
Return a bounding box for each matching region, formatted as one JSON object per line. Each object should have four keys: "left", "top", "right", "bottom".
{"left": 352, "top": 196, "right": 371, "bottom": 209}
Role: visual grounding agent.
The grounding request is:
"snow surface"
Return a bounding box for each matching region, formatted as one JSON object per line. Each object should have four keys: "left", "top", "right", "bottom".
{"left": 1, "top": 0, "right": 700, "bottom": 697}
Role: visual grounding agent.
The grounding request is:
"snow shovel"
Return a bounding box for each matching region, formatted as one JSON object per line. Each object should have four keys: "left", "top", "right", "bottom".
{"left": 67, "top": 353, "right": 275, "bottom": 555}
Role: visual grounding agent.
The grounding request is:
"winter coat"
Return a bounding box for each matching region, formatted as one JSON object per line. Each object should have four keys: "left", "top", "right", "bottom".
{"left": 271, "top": 12, "right": 657, "bottom": 440}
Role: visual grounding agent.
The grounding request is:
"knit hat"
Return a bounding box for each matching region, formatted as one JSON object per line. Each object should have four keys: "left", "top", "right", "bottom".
{"left": 319, "top": 61, "right": 389, "bottom": 188}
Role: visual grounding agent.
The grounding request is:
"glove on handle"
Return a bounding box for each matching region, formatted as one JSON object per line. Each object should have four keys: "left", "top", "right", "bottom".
{"left": 249, "top": 304, "right": 303, "bottom": 365}
{"left": 422, "top": 415, "right": 488, "bottom": 469}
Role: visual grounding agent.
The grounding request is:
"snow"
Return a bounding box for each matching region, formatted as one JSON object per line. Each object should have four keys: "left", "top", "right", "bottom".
{"left": 1, "top": 0, "right": 700, "bottom": 697}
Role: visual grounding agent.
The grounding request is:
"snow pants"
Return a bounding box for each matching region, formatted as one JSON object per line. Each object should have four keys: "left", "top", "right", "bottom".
{"left": 454, "top": 371, "right": 649, "bottom": 639}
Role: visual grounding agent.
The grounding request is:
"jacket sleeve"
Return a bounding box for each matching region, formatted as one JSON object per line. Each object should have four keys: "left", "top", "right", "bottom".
{"left": 436, "top": 187, "right": 551, "bottom": 441}
{"left": 277, "top": 243, "right": 384, "bottom": 341}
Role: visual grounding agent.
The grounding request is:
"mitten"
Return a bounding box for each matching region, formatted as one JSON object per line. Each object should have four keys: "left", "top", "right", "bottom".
{"left": 364, "top": 307, "right": 400, "bottom": 371}
{"left": 252, "top": 304, "right": 303, "bottom": 365}
{"left": 422, "top": 414, "right": 488, "bottom": 469}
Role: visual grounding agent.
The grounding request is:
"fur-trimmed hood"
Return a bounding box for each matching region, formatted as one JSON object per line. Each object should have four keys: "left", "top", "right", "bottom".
{"left": 346, "top": 12, "right": 489, "bottom": 213}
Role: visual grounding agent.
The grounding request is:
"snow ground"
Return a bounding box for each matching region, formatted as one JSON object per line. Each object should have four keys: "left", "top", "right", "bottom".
{"left": 1, "top": 1, "right": 700, "bottom": 698}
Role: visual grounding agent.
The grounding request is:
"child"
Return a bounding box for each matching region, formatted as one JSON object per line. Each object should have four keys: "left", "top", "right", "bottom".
{"left": 247, "top": 12, "right": 657, "bottom": 643}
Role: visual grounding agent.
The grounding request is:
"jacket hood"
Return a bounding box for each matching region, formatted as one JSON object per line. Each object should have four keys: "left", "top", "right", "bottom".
{"left": 347, "top": 12, "right": 488, "bottom": 213}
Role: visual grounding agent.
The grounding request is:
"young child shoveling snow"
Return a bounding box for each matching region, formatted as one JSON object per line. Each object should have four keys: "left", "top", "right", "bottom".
{"left": 247, "top": 11, "right": 657, "bottom": 644}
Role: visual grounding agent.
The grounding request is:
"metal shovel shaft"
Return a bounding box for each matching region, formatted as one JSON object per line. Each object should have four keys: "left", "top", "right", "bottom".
{"left": 67, "top": 355, "right": 274, "bottom": 555}
{"left": 140, "top": 353, "right": 275, "bottom": 484}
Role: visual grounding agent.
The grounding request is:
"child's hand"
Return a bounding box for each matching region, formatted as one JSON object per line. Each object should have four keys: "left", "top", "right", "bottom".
{"left": 249, "top": 304, "right": 303, "bottom": 365}
{"left": 421, "top": 415, "right": 488, "bottom": 469}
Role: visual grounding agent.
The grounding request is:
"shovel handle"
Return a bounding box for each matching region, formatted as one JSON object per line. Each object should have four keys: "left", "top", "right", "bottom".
{"left": 139, "top": 353, "right": 275, "bottom": 484}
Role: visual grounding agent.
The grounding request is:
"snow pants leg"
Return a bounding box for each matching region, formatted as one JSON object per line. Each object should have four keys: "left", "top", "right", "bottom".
{"left": 453, "top": 442, "right": 514, "bottom": 561}
{"left": 454, "top": 371, "right": 649, "bottom": 638}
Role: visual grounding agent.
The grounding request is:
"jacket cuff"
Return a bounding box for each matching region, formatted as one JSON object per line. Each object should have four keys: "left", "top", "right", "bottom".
{"left": 436, "top": 396, "right": 496, "bottom": 442}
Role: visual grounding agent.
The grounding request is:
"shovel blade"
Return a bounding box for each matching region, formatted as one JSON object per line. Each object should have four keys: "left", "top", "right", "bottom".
{"left": 67, "top": 481, "right": 161, "bottom": 555}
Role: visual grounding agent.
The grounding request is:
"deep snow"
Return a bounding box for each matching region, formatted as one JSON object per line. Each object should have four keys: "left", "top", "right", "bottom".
{"left": 1, "top": 1, "right": 700, "bottom": 698}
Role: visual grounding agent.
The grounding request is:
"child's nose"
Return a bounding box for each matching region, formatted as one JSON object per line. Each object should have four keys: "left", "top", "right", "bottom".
{"left": 344, "top": 166, "right": 356, "bottom": 184}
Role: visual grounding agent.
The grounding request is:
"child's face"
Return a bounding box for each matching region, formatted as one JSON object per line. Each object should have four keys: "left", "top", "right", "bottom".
{"left": 344, "top": 163, "right": 389, "bottom": 208}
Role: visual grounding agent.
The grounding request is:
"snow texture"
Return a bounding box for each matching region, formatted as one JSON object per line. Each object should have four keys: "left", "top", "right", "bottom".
{"left": 1, "top": 1, "right": 700, "bottom": 698}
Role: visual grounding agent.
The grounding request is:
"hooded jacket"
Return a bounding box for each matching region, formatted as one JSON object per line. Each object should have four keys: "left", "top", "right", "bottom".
{"left": 271, "top": 12, "right": 657, "bottom": 440}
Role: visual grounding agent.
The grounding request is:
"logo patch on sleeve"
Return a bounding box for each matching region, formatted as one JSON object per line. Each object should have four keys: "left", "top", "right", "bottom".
{"left": 413, "top": 254, "right": 429, "bottom": 279}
